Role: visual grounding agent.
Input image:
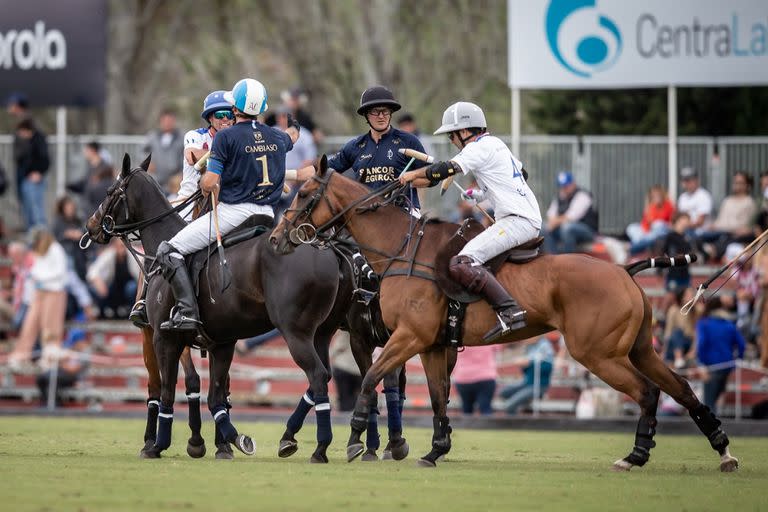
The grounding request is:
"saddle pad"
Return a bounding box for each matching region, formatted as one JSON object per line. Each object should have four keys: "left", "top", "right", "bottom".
{"left": 434, "top": 218, "right": 543, "bottom": 303}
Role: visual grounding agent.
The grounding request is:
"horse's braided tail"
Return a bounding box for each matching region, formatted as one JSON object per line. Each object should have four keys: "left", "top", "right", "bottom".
{"left": 623, "top": 253, "right": 698, "bottom": 277}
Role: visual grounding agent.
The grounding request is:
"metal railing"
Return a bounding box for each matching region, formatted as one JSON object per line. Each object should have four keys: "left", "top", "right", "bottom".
{"left": 2, "top": 134, "right": 768, "bottom": 235}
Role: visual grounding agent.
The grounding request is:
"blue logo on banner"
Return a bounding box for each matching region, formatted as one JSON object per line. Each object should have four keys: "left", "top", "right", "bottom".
{"left": 545, "top": 0, "right": 622, "bottom": 78}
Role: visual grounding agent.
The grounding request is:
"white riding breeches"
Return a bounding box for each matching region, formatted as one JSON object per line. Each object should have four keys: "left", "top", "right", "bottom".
{"left": 458, "top": 215, "right": 540, "bottom": 265}
{"left": 168, "top": 201, "right": 273, "bottom": 256}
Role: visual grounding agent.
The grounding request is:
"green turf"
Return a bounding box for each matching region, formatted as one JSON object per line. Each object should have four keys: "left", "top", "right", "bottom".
{"left": 0, "top": 416, "right": 765, "bottom": 512}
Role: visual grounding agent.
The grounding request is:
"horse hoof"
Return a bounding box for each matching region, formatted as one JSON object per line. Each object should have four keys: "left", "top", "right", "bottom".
{"left": 215, "top": 443, "right": 234, "bottom": 460}
{"left": 416, "top": 458, "right": 437, "bottom": 468}
{"left": 382, "top": 450, "right": 393, "bottom": 460}
{"left": 347, "top": 442, "right": 365, "bottom": 463}
{"left": 612, "top": 459, "right": 633, "bottom": 472}
{"left": 389, "top": 438, "right": 409, "bottom": 461}
{"left": 361, "top": 449, "right": 379, "bottom": 462}
{"left": 139, "top": 439, "right": 155, "bottom": 458}
{"left": 720, "top": 456, "right": 739, "bottom": 473}
{"left": 187, "top": 441, "right": 206, "bottom": 459}
{"left": 310, "top": 453, "right": 329, "bottom": 464}
{"left": 234, "top": 434, "right": 256, "bottom": 456}
{"left": 140, "top": 447, "right": 162, "bottom": 459}
{"left": 278, "top": 439, "right": 299, "bottom": 458}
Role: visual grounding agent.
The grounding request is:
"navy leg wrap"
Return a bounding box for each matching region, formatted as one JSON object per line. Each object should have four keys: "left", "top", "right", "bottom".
{"left": 144, "top": 399, "right": 160, "bottom": 442}
{"left": 187, "top": 394, "right": 202, "bottom": 435}
{"left": 314, "top": 395, "right": 333, "bottom": 446}
{"left": 366, "top": 405, "right": 381, "bottom": 451}
{"left": 212, "top": 404, "right": 238, "bottom": 443}
{"left": 399, "top": 393, "right": 406, "bottom": 417}
{"left": 286, "top": 389, "right": 315, "bottom": 434}
{"left": 155, "top": 405, "right": 173, "bottom": 451}
{"left": 384, "top": 387, "right": 403, "bottom": 437}
{"left": 624, "top": 416, "right": 657, "bottom": 467}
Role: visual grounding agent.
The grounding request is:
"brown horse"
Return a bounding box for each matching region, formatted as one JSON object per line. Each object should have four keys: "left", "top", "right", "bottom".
{"left": 271, "top": 156, "right": 739, "bottom": 472}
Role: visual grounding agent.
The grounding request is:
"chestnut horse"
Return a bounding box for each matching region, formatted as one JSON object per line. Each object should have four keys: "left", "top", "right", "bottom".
{"left": 271, "top": 156, "right": 739, "bottom": 472}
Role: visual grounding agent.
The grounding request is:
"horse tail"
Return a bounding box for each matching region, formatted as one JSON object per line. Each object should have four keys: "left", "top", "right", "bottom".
{"left": 623, "top": 253, "right": 697, "bottom": 277}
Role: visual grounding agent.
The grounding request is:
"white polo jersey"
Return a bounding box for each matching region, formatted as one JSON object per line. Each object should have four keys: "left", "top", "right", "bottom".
{"left": 451, "top": 134, "right": 542, "bottom": 228}
{"left": 178, "top": 127, "right": 214, "bottom": 199}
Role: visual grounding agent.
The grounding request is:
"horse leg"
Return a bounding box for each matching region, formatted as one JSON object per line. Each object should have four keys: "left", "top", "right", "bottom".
{"left": 417, "top": 348, "right": 453, "bottom": 468}
{"left": 180, "top": 347, "right": 205, "bottom": 458}
{"left": 346, "top": 329, "right": 420, "bottom": 463}
{"left": 628, "top": 328, "right": 739, "bottom": 472}
{"left": 208, "top": 342, "right": 255, "bottom": 458}
{"left": 381, "top": 367, "right": 409, "bottom": 461}
{"left": 347, "top": 331, "right": 381, "bottom": 461}
{"left": 140, "top": 325, "right": 160, "bottom": 457}
{"left": 144, "top": 334, "right": 184, "bottom": 458}
{"left": 278, "top": 387, "right": 315, "bottom": 458}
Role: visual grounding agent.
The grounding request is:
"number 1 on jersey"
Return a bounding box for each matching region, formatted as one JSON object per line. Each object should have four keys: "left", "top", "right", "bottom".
{"left": 256, "top": 155, "right": 272, "bottom": 186}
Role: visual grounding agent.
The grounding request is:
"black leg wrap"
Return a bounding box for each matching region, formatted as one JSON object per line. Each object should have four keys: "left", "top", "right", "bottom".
{"left": 431, "top": 416, "right": 452, "bottom": 455}
{"left": 690, "top": 404, "right": 729, "bottom": 454}
{"left": 624, "top": 416, "right": 657, "bottom": 467}
{"left": 350, "top": 412, "right": 369, "bottom": 433}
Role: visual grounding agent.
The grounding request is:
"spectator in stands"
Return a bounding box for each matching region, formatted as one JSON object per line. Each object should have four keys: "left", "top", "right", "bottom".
{"left": 543, "top": 171, "right": 599, "bottom": 255}
{"left": 52, "top": 196, "right": 89, "bottom": 280}
{"left": 754, "top": 171, "right": 768, "bottom": 233}
{"left": 396, "top": 112, "right": 435, "bottom": 158}
{"left": 274, "top": 105, "right": 318, "bottom": 217}
{"left": 676, "top": 166, "right": 712, "bottom": 235}
{"left": 143, "top": 108, "right": 184, "bottom": 193}
{"left": 69, "top": 141, "right": 112, "bottom": 197}
{"left": 330, "top": 331, "right": 362, "bottom": 411}
{"left": 696, "top": 296, "right": 745, "bottom": 414}
{"left": 499, "top": 334, "right": 556, "bottom": 415}
{"left": 265, "top": 88, "right": 322, "bottom": 144}
{"left": 36, "top": 313, "right": 90, "bottom": 407}
{"left": 452, "top": 345, "right": 499, "bottom": 416}
{"left": 14, "top": 118, "right": 50, "bottom": 228}
{"left": 449, "top": 197, "right": 484, "bottom": 224}
{"left": 735, "top": 256, "right": 760, "bottom": 345}
{"left": 626, "top": 184, "right": 675, "bottom": 255}
{"left": 663, "top": 287, "right": 697, "bottom": 369}
{"left": 82, "top": 164, "right": 115, "bottom": 219}
{"left": 7, "top": 241, "right": 35, "bottom": 331}
{"left": 86, "top": 239, "right": 140, "bottom": 319}
{"left": 8, "top": 228, "right": 68, "bottom": 369}
{"left": 697, "top": 172, "right": 757, "bottom": 262}
{"left": 655, "top": 212, "right": 694, "bottom": 292}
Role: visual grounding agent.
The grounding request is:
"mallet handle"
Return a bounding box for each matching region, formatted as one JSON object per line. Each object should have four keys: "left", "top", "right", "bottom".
{"left": 398, "top": 148, "right": 434, "bottom": 164}
{"left": 194, "top": 151, "right": 211, "bottom": 171}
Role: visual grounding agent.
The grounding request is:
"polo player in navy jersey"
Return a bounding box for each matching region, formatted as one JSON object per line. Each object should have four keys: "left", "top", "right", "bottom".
{"left": 155, "top": 78, "right": 299, "bottom": 332}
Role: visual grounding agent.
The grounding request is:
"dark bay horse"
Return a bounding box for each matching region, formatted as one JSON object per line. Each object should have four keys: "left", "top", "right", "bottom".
{"left": 86, "top": 154, "right": 408, "bottom": 462}
{"left": 271, "top": 157, "right": 739, "bottom": 472}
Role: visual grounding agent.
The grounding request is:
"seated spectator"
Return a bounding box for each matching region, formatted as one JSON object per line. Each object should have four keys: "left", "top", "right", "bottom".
{"left": 697, "top": 172, "right": 757, "bottom": 262}
{"left": 329, "top": 331, "right": 362, "bottom": 412}
{"left": 676, "top": 166, "right": 712, "bottom": 235}
{"left": 7, "top": 241, "right": 35, "bottom": 331}
{"left": 499, "top": 334, "right": 556, "bottom": 414}
{"left": 655, "top": 212, "right": 694, "bottom": 293}
{"left": 626, "top": 184, "right": 674, "bottom": 255}
{"left": 52, "top": 195, "right": 89, "bottom": 280}
{"left": 663, "top": 288, "right": 697, "bottom": 369}
{"left": 86, "top": 239, "right": 140, "bottom": 319}
{"left": 754, "top": 171, "right": 768, "bottom": 232}
{"left": 543, "top": 171, "right": 599, "bottom": 254}
{"left": 8, "top": 228, "right": 68, "bottom": 369}
{"left": 696, "top": 296, "right": 745, "bottom": 414}
{"left": 735, "top": 256, "right": 760, "bottom": 344}
{"left": 36, "top": 313, "right": 90, "bottom": 407}
{"left": 452, "top": 345, "right": 499, "bottom": 416}
{"left": 83, "top": 164, "right": 115, "bottom": 219}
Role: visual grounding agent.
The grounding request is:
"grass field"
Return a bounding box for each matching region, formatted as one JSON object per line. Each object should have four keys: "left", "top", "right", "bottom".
{"left": 0, "top": 416, "right": 766, "bottom": 512}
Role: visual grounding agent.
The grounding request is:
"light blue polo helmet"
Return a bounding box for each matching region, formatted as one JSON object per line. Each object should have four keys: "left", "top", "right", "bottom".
{"left": 201, "top": 90, "right": 231, "bottom": 121}
{"left": 223, "top": 79, "right": 268, "bottom": 116}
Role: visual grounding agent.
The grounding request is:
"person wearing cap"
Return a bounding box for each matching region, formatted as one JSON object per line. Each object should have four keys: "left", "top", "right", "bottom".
{"left": 543, "top": 171, "right": 599, "bottom": 255}
{"left": 400, "top": 101, "right": 542, "bottom": 341}
{"left": 396, "top": 112, "right": 434, "bottom": 159}
{"left": 154, "top": 78, "right": 300, "bottom": 332}
{"left": 295, "top": 86, "right": 427, "bottom": 214}
{"left": 676, "top": 166, "right": 713, "bottom": 233}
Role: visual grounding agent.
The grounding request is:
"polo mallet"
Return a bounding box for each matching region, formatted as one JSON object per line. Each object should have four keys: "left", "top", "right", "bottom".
{"left": 682, "top": 226, "right": 768, "bottom": 315}
{"left": 210, "top": 190, "right": 232, "bottom": 292}
{"left": 193, "top": 151, "right": 211, "bottom": 171}
{"left": 397, "top": 148, "right": 495, "bottom": 224}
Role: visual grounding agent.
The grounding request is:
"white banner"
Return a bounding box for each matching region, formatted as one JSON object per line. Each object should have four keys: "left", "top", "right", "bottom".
{"left": 508, "top": 0, "right": 768, "bottom": 89}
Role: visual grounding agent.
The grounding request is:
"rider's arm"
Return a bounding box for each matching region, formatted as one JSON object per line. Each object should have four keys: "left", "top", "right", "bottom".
{"left": 400, "top": 160, "right": 461, "bottom": 188}
{"left": 185, "top": 147, "right": 209, "bottom": 166}
{"left": 200, "top": 166, "right": 220, "bottom": 195}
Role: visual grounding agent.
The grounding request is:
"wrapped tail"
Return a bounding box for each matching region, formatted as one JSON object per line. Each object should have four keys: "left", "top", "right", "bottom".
{"left": 624, "top": 254, "right": 697, "bottom": 277}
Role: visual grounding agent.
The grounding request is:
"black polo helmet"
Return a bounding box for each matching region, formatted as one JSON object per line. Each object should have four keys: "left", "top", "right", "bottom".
{"left": 357, "top": 85, "right": 401, "bottom": 116}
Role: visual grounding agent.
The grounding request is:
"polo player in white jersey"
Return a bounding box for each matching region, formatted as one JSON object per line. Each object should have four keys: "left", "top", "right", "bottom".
{"left": 400, "top": 101, "right": 542, "bottom": 342}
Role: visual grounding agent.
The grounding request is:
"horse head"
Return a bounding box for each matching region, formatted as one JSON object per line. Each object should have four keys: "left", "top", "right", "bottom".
{"left": 271, "top": 154, "right": 342, "bottom": 254}
{"left": 85, "top": 153, "right": 152, "bottom": 245}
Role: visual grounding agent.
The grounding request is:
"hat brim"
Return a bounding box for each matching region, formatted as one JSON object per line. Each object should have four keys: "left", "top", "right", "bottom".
{"left": 357, "top": 100, "right": 401, "bottom": 116}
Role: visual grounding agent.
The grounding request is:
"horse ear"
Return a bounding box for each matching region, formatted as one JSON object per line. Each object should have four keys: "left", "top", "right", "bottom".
{"left": 139, "top": 153, "right": 152, "bottom": 172}
{"left": 121, "top": 154, "right": 131, "bottom": 177}
{"left": 318, "top": 154, "right": 328, "bottom": 176}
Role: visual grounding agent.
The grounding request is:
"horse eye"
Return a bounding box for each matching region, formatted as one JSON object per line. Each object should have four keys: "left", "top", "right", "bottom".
{"left": 298, "top": 191, "right": 308, "bottom": 199}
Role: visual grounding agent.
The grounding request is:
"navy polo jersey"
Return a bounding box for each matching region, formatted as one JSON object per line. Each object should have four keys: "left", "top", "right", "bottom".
{"left": 208, "top": 120, "right": 293, "bottom": 205}
{"left": 327, "top": 127, "right": 427, "bottom": 208}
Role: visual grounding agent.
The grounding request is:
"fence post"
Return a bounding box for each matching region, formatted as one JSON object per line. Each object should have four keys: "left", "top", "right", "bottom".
{"left": 532, "top": 355, "right": 541, "bottom": 418}
{"left": 46, "top": 351, "right": 60, "bottom": 411}
{"left": 735, "top": 361, "right": 742, "bottom": 421}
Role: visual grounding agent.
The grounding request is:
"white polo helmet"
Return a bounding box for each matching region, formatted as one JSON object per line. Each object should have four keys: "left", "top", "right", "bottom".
{"left": 224, "top": 78, "right": 268, "bottom": 116}
{"left": 433, "top": 101, "right": 487, "bottom": 135}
